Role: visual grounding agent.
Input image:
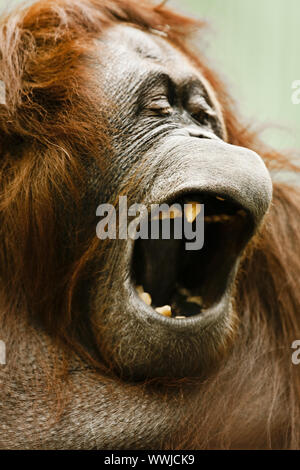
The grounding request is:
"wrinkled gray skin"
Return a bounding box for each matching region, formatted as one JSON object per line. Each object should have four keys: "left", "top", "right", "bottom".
{"left": 0, "top": 25, "right": 273, "bottom": 449}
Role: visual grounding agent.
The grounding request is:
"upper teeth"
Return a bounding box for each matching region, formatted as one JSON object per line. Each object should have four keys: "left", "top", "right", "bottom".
{"left": 184, "top": 202, "right": 201, "bottom": 223}
{"left": 137, "top": 285, "right": 173, "bottom": 317}
{"left": 204, "top": 214, "right": 233, "bottom": 223}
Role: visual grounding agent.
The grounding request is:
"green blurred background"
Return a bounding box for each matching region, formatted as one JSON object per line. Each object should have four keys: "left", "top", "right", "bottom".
{"left": 1, "top": 0, "right": 300, "bottom": 155}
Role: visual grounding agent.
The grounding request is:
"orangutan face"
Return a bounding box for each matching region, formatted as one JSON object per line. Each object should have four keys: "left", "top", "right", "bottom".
{"left": 86, "top": 25, "right": 272, "bottom": 379}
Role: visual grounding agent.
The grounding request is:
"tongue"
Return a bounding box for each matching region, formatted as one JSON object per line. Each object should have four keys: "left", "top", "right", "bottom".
{"left": 135, "top": 238, "right": 182, "bottom": 306}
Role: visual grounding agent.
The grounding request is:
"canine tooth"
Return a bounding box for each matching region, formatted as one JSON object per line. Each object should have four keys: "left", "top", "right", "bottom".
{"left": 187, "top": 296, "right": 203, "bottom": 306}
{"left": 216, "top": 196, "right": 225, "bottom": 201}
{"left": 155, "top": 305, "right": 172, "bottom": 317}
{"left": 136, "top": 285, "right": 144, "bottom": 294}
{"left": 185, "top": 202, "right": 201, "bottom": 223}
{"left": 139, "top": 292, "right": 152, "bottom": 306}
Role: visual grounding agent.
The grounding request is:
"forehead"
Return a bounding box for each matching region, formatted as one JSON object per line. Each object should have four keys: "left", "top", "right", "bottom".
{"left": 96, "top": 24, "right": 212, "bottom": 95}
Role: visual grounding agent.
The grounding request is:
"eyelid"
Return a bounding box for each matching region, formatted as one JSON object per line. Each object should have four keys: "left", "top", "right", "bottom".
{"left": 188, "top": 96, "right": 217, "bottom": 117}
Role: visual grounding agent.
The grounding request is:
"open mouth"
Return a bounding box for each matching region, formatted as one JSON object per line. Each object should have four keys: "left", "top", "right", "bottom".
{"left": 132, "top": 193, "right": 254, "bottom": 320}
